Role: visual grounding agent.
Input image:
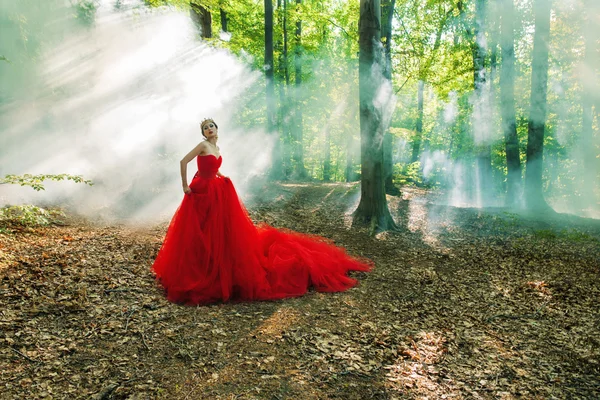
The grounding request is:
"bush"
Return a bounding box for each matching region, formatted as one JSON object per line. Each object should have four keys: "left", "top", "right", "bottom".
{"left": 0, "top": 205, "right": 65, "bottom": 228}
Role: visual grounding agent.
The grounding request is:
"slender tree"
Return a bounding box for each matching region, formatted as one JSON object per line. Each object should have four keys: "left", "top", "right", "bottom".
{"left": 499, "top": 0, "right": 522, "bottom": 207}
{"left": 292, "top": 0, "right": 308, "bottom": 179}
{"left": 220, "top": 8, "right": 227, "bottom": 32}
{"left": 472, "top": 0, "right": 493, "bottom": 206}
{"left": 276, "top": 0, "right": 291, "bottom": 178}
{"left": 580, "top": 0, "right": 599, "bottom": 209}
{"left": 323, "top": 127, "right": 331, "bottom": 181}
{"left": 404, "top": 2, "right": 449, "bottom": 165}
{"left": 265, "top": 0, "right": 281, "bottom": 178}
{"left": 525, "top": 0, "right": 552, "bottom": 210}
{"left": 190, "top": 3, "right": 212, "bottom": 38}
{"left": 353, "top": 0, "right": 397, "bottom": 233}
{"left": 411, "top": 80, "right": 425, "bottom": 163}
{"left": 381, "top": 0, "right": 399, "bottom": 195}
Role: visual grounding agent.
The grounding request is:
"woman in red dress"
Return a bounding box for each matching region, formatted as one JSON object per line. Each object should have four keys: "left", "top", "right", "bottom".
{"left": 152, "top": 119, "right": 372, "bottom": 305}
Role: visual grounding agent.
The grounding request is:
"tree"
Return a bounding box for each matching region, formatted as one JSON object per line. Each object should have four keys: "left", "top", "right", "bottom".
{"left": 265, "top": 0, "right": 282, "bottom": 178}
{"left": 580, "top": 0, "right": 599, "bottom": 210}
{"left": 220, "top": 2, "right": 228, "bottom": 32}
{"left": 411, "top": 80, "right": 425, "bottom": 163}
{"left": 190, "top": 3, "right": 212, "bottom": 38}
{"left": 525, "top": 0, "right": 552, "bottom": 211}
{"left": 381, "top": 0, "right": 400, "bottom": 195}
{"left": 399, "top": 0, "right": 452, "bottom": 165}
{"left": 353, "top": 0, "right": 397, "bottom": 233}
{"left": 291, "top": 0, "right": 308, "bottom": 179}
{"left": 499, "top": 0, "right": 522, "bottom": 207}
{"left": 469, "top": 0, "right": 494, "bottom": 206}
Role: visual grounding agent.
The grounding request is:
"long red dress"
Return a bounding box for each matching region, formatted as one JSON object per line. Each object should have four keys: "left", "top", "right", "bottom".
{"left": 152, "top": 154, "right": 372, "bottom": 305}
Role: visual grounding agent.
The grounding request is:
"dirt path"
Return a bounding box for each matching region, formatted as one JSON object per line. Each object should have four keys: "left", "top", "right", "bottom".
{"left": 1, "top": 183, "right": 599, "bottom": 399}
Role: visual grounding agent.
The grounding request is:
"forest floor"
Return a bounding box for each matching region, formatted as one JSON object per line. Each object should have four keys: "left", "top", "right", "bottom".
{"left": 1, "top": 182, "right": 599, "bottom": 400}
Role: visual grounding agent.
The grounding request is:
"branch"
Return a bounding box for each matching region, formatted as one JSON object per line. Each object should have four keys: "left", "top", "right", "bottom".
{"left": 1, "top": 174, "right": 93, "bottom": 191}
{"left": 395, "top": 76, "right": 412, "bottom": 94}
{"left": 326, "top": 18, "right": 352, "bottom": 38}
{"left": 10, "top": 347, "right": 41, "bottom": 363}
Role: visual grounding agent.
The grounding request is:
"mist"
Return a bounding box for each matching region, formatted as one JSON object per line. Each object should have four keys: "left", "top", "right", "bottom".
{"left": 0, "top": 0, "right": 274, "bottom": 223}
{"left": 390, "top": 0, "right": 599, "bottom": 219}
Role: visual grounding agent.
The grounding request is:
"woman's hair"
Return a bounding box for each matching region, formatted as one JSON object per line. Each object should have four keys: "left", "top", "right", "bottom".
{"left": 201, "top": 118, "right": 218, "bottom": 131}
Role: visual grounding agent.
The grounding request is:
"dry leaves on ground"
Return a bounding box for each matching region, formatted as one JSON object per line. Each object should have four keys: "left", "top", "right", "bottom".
{"left": 1, "top": 183, "right": 599, "bottom": 399}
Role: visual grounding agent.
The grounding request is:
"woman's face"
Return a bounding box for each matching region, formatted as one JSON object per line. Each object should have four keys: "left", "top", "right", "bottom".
{"left": 201, "top": 120, "right": 218, "bottom": 138}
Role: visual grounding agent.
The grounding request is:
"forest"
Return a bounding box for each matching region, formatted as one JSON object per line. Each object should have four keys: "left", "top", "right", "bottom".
{"left": 0, "top": 0, "right": 599, "bottom": 399}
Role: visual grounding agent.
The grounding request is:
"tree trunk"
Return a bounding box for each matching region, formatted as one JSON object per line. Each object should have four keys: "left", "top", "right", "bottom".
{"left": 410, "top": 80, "right": 424, "bottom": 163}
{"left": 323, "top": 128, "right": 331, "bottom": 181}
{"left": 499, "top": 0, "right": 522, "bottom": 207}
{"left": 190, "top": 3, "right": 212, "bottom": 38}
{"left": 353, "top": 0, "right": 397, "bottom": 233}
{"left": 265, "top": 0, "right": 281, "bottom": 179}
{"left": 580, "top": 0, "right": 599, "bottom": 211}
{"left": 220, "top": 8, "right": 227, "bottom": 32}
{"left": 292, "top": 0, "right": 308, "bottom": 179}
{"left": 381, "top": 0, "right": 399, "bottom": 195}
{"left": 283, "top": 0, "right": 289, "bottom": 85}
{"left": 277, "top": 0, "right": 290, "bottom": 179}
{"left": 525, "top": 0, "right": 552, "bottom": 211}
{"left": 346, "top": 133, "right": 354, "bottom": 182}
{"left": 472, "top": 0, "right": 493, "bottom": 207}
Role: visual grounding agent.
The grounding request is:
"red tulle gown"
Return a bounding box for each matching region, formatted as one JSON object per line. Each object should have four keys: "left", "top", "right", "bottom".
{"left": 152, "top": 154, "right": 372, "bottom": 305}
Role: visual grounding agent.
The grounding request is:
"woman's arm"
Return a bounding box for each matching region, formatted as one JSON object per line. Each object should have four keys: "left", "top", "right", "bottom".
{"left": 180, "top": 142, "right": 207, "bottom": 193}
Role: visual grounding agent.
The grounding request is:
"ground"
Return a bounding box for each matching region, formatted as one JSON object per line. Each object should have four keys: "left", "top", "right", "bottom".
{"left": 0, "top": 183, "right": 599, "bottom": 399}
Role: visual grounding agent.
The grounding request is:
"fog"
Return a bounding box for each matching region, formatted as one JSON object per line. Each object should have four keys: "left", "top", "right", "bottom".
{"left": 0, "top": 0, "right": 274, "bottom": 223}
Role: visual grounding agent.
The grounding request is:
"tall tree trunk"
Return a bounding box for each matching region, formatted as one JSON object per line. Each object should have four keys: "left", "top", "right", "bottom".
{"left": 525, "top": 0, "right": 552, "bottom": 211}
{"left": 190, "top": 3, "right": 212, "bottom": 38}
{"left": 220, "top": 8, "right": 227, "bottom": 32}
{"left": 323, "top": 128, "right": 331, "bottom": 181}
{"left": 411, "top": 80, "right": 425, "bottom": 163}
{"left": 346, "top": 131, "right": 354, "bottom": 182}
{"left": 472, "top": 0, "right": 493, "bottom": 207}
{"left": 292, "top": 0, "right": 308, "bottom": 179}
{"left": 283, "top": 0, "right": 289, "bottom": 85}
{"left": 499, "top": 0, "right": 522, "bottom": 207}
{"left": 381, "top": 0, "right": 399, "bottom": 195}
{"left": 277, "top": 0, "right": 291, "bottom": 179}
{"left": 580, "top": 0, "right": 599, "bottom": 211}
{"left": 353, "top": 0, "right": 397, "bottom": 233}
{"left": 265, "top": 0, "right": 281, "bottom": 178}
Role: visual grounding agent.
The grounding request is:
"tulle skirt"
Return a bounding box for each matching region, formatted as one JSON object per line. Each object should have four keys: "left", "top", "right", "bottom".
{"left": 152, "top": 175, "right": 372, "bottom": 305}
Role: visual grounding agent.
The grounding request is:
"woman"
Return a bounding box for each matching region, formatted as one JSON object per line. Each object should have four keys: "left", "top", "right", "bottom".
{"left": 152, "top": 119, "right": 372, "bottom": 305}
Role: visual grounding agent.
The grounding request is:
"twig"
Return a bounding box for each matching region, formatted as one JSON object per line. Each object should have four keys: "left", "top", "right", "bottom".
{"left": 139, "top": 331, "right": 150, "bottom": 351}
{"left": 104, "top": 288, "right": 135, "bottom": 294}
{"left": 10, "top": 347, "right": 40, "bottom": 363}
{"left": 124, "top": 308, "right": 136, "bottom": 331}
{"left": 183, "top": 373, "right": 200, "bottom": 400}
{"left": 395, "top": 76, "right": 411, "bottom": 94}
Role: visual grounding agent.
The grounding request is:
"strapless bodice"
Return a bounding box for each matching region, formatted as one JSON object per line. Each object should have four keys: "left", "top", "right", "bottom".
{"left": 195, "top": 154, "right": 222, "bottom": 179}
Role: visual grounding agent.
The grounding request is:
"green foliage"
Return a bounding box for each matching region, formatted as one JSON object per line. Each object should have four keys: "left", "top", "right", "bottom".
{"left": 0, "top": 174, "right": 93, "bottom": 191}
{"left": 4, "top": 0, "right": 596, "bottom": 206}
{"left": 532, "top": 228, "right": 597, "bottom": 242}
{"left": 0, "top": 205, "right": 65, "bottom": 228}
{"left": 532, "top": 228, "right": 558, "bottom": 239}
{"left": 72, "top": 0, "right": 99, "bottom": 26}
{"left": 393, "top": 162, "right": 423, "bottom": 187}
